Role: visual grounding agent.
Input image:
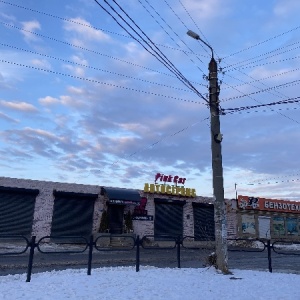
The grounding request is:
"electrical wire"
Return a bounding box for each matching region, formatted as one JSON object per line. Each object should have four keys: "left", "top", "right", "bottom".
{"left": 223, "top": 106, "right": 300, "bottom": 116}
{"left": 224, "top": 40, "right": 300, "bottom": 69}
{"left": 222, "top": 79, "right": 300, "bottom": 102}
{"left": 222, "top": 96, "right": 300, "bottom": 114}
{"left": 222, "top": 67, "right": 300, "bottom": 91}
{"left": 0, "top": 42, "right": 201, "bottom": 93}
{"left": 219, "top": 79, "right": 300, "bottom": 125}
{"left": 228, "top": 54, "right": 300, "bottom": 71}
{"left": 0, "top": 21, "right": 176, "bottom": 78}
{"left": 137, "top": 0, "right": 206, "bottom": 75}
{"left": 0, "top": 59, "right": 205, "bottom": 105}
{"left": 0, "top": 0, "right": 209, "bottom": 58}
{"left": 92, "top": 0, "right": 208, "bottom": 103}
{"left": 111, "top": 116, "right": 209, "bottom": 166}
{"left": 219, "top": 56, "right": 300, "bottom": 123}
{"left": 223, "top": 24, "right": 300, "bottom": 60}
{"left": 248, "top": 173, "right": 300, "bottom": 184}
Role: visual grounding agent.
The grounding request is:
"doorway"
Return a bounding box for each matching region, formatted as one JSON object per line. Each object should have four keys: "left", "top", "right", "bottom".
{"left": 107, "top": 205, "right": 124, "bottom": 234}
{"left": 258, "top": 216, "right": 271, "bottom": 239}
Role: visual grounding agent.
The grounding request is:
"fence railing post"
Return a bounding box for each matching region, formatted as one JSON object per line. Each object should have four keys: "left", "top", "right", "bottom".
{"left": 26, "top": 236, "right": 36, "bottom": 282}
{"left": 136, "top": 235, "right": 140, "bottom": 272}
{"left": 87, "top": 235, "right": 94, "bottom": 275}
{"left": 267, "top": 240, "right": 272, "bottom": 273}
{"left": 177, "top": 236, "right": 181, "bottom": 268}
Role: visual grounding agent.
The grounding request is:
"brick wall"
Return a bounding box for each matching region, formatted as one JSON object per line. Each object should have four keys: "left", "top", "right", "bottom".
{"left": 0, "top": 177, "right": 101, "bottom": 239}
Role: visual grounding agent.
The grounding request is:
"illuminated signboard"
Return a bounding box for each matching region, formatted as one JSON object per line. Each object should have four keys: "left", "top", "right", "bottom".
{"left": 238, "top": 195, "right": 300, "bottom": 214}
{"left": 144, "top": 173, "right": 197, "bottom": 197}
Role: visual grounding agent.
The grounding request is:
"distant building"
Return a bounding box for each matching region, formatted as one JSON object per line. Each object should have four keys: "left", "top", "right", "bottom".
{"left": 228, "top": 195, "right": 300, "bottom": 240}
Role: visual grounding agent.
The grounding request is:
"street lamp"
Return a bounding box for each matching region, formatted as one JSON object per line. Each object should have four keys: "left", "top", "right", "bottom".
{"left": 187, "top": 29, "right": 229, "bottom": 273}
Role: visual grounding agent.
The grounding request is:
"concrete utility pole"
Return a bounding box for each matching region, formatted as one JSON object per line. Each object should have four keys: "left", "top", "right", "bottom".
{"left": 187, "top": 30, "right": 229, "bottom": 274}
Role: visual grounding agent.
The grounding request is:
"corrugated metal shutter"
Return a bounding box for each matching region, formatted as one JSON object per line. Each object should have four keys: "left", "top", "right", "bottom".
{"left": 0, "top": 187, "right": 38, "bottom": 237}
{"left": 193, "top": 204, "right": 215, "bottom": 241}
{"left": 51, "top": 191, "right": 96, "bottom": 238}
{"left": 154, "top": 200, "right": 184, "bottom": 239}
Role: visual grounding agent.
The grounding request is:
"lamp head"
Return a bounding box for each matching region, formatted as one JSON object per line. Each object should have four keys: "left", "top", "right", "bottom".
{"left": 187, "top": 30, "right": 200, "bottom": 40}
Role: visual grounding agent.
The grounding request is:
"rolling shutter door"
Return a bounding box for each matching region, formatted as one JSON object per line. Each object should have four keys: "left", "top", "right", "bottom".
{"left": 0, "top": 187, "right": 38, "bottom": 236}
{"left": 193, "top": 203, "right": 215, "bottom": 241}
{"left": 51, "top": 191, "right": 97, "bottom": 238}
{"left": 154, "top": 199, "right": 185, "bottom": 239}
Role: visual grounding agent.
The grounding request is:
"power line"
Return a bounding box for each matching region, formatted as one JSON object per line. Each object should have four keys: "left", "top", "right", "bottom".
{"left": 227, "top": 54, "right": 300, "bottom": 71}
{"left": 162, "top": 0, "right": 209, "bottom": 56}
{"left": 222, "top": 96, "right": 300, "bottom": 114}
{"left": 137, "top": 0, "right": 206, "bottom": 75}
{"left": 246, "top": 178, "right": 300, "bottom": 186}
{"left": 111, "top": 116, "right": 209, "bottom": 166}
{"left": 247, "top": 173, "right": 300, "bottom": 185}
{"left": 222, "top": 80, "right": 300, "bottom": 102}
{"left": 93, "top": 0, "right": 208, "bottom": 103}
{"left": 0, "top": 21, "right": 176, "bottom": 78}
{"left": 223, "top": 24, "right": 300, "bottom": 60}
{"left": 0, "top": 0, "right": 208, "bottom": 58}
{"left": 0, "top": 59, "right": 205, "bottom": 105}
{"left": 224, "top": 40, "right": 300, "bottom": 69}
{"left": 0, "top": 0, "right": 132, "bottom": 39}
{"left": 223, "top": 106, "right": 300, "bottom": 116}
{"left": 221, "top": 76, "right": 286, "bottom": 102}
{"left": 222, "top": 67, "right": 300, "bottom": 91}
{"left": 176, "top": 0, "right": 214, "bottom": 57}
{"left": 108, "top": 0, "right": 207, "bottom": 96}
{"left": 219, "top": 56, "right": 300, "bottom": 121}
{"left": 219, "top": 78, "right": 300, "bottom": 124}
{"left": 0, "top": 42, "right": 200, "bottom": 93}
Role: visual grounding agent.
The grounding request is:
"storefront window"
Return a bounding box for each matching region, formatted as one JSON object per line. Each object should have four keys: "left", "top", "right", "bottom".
{"left": 241, "top": 214, "right": 255, "bottom": 235}
{"left": 286, "top": 217, "right": 298, "bottom": 236}
{"left": 272, "top": 216, "right": 285, "bottom": 236}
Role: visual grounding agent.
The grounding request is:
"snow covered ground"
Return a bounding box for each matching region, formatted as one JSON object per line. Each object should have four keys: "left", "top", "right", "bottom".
{"left": 0, "top": 266, "right": 299, "bottom": 300}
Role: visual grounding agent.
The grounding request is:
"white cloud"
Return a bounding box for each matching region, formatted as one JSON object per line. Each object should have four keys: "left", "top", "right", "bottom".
{"left": 23, "top": 127, "right": 64, "bottom": 141}
{"left": 39, "top": 93, "right": 86, "bottom": 108}
{"left": 31, "top": 59, "right": 51, "bottom": 70}
{"left": 63, "top": 17, "right": 110, "bottom": 45}
{"left": 20, "top": 20, "right": 41, "bottom": 42}
{"left": 0, "top": 111, "right": 19, "bottom": 123}
{"left": 63, "top": 64, "right": 85, "bottom": 76}
{"left": 39, "top": 96, "right": 60, "bottom": 106}
{"left": 0, "top": 100, "right": 37, "bottom": 112}
{"left": 71, "top": 55, "right": 89, "bottom": 66}
{"left": 180, "top": 0, "right": 229, "bottom": 20}
{"left": 67, "top": 86, "right": 86, "bottom": 95}
{"left": 0, "top": 12, "right": 16, "bottom": 22}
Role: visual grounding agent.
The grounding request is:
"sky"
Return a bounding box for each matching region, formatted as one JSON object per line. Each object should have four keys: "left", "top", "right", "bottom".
{"left": 0, "top": 0, "right": 300, "bottom": 200}
{"left": 0, "top": 266, "right": 300, "bottom": 299}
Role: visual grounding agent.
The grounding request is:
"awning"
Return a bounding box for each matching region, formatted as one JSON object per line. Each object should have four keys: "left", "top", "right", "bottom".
{"left": 101, "top": 187, "right": 141, "bottom": 204}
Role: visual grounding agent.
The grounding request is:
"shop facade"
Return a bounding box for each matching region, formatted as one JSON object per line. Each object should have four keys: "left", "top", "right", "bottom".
{"left": 236, "top": 195, "right": 300, "bottom": 240}
{"left": 0, "top": 175, "right": 215, "bottom": 241}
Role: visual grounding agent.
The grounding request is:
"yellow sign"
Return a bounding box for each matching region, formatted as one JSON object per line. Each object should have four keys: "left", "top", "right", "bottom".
{"left": 144, "top": 183, "right": 196, "bottom": 197}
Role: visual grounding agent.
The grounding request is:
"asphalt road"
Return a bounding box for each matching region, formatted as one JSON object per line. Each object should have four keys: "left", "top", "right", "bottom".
{"left": 1, "top": 246, "right": 300, "bottom": 277}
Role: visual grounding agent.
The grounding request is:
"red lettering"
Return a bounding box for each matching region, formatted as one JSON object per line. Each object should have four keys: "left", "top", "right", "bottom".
{"left": 173, "top": 176, "right": 179, "bottom": 185}
{"left": 168, "top": 175, "right": 173, "bottom": 182}
{"left": 178, "top": 177, "right": 183, "bottom": 184}
{"left": 155, "top": 173, "right": 161, "bottom": 183}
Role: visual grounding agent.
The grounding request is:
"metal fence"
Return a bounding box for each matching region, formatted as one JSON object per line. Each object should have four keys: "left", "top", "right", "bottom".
{"left": 1, "top": 234, "right": 300, "bottom": 282}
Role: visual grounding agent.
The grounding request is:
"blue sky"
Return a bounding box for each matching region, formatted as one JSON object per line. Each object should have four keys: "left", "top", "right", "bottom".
{"left": 0, "top": 0, "right": 300, "bottom": 200}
